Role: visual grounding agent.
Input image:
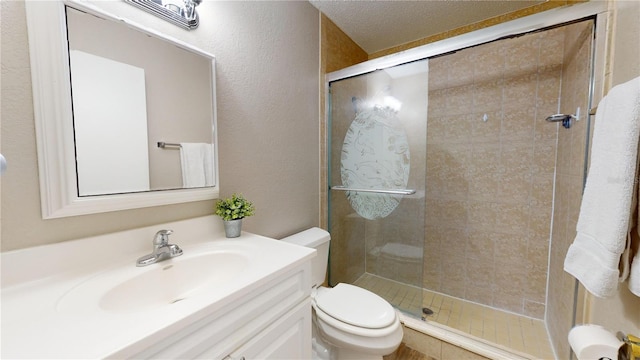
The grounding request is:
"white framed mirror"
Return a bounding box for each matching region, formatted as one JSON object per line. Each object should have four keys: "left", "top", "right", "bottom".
{"left": 25, "top": 0, "right": 219, "bottom": 219}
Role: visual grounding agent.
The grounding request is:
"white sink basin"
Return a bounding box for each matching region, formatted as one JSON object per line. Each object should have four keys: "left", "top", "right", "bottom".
{"left": 2, "top": 216, "right": 317, "bottom": 360}
{"left": 57, "top": 250, "right": 250, "bottom": 314}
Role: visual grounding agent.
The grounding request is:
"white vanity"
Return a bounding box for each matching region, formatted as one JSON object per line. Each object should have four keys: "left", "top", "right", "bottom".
{"left": 1, "top": 216, "right": 315, "bottom": 359}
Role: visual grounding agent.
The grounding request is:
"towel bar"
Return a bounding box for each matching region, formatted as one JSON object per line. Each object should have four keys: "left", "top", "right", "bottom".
{"left": 157, "top": 142, "right": 181, "bottom": 149}
{"left": 330, "top": 186, "right": 416, "bottom": 195}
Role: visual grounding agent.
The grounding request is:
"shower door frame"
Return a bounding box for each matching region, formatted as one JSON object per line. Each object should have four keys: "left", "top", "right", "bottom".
{"left": 325, "top": 2, "right": 606, "bottom": 84}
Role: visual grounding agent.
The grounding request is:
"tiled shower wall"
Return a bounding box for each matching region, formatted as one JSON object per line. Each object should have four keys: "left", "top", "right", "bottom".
{"left": 424, "top": 28, "right": 566, "bottom": 318}
{"left": 547, "top": 20, "right": 593, "bottom": 359}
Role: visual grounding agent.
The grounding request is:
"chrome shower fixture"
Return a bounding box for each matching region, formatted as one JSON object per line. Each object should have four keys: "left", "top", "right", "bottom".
{"left": 546, "top": 113, "right": 576, "bottom": 129}
{"left": 546, "top": 107, "right": 583, "bottom": 129}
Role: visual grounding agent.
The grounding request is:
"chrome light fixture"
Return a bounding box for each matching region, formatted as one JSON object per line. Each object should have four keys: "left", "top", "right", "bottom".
{"left": 124, "top": 0, "right": 202, "bottom": 30}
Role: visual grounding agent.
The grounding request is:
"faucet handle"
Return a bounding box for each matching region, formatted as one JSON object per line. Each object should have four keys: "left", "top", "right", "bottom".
{"left": 153, "top": 229, "right": 173, "bottom": 246}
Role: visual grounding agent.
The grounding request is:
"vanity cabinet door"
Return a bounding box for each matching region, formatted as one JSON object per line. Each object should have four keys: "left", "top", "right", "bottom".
{"left": 228, "top": 298, "right": 311, "bottom": 360}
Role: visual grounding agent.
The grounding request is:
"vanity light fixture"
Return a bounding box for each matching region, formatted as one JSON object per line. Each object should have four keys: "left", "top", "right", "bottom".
{"left": 124, "top": 0, "right": 202, "bottom": 30}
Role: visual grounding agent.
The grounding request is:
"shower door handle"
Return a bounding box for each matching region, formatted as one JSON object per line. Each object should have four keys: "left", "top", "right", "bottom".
{"left": 330, "top": 186, "right": 416, "bottom": 195}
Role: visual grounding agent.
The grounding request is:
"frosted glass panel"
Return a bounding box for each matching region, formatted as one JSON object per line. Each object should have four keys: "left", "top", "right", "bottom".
{"left": 328, "top": 59, "right": 428, "bottom": 318}
{"left": 341, "top": 106, "right": 410, "bottom": 219}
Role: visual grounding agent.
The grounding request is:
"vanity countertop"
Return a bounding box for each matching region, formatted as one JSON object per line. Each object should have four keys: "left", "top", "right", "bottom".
{"left": 1, "top": 216, "right": 315, "bottom": 359}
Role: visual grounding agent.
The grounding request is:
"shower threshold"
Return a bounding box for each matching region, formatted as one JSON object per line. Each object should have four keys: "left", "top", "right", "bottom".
{"left": 354, "top": 273, "right": 554, "bottom": 360}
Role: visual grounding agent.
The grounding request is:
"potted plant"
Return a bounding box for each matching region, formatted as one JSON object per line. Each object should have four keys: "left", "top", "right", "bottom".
{"left": 215, "top": 193, "right": 255, "bottom": 238}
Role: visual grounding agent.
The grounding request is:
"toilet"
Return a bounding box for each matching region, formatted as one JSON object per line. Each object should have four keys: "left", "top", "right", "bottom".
{"left": 281, "top": 227, "right": 403, "bottom": 360}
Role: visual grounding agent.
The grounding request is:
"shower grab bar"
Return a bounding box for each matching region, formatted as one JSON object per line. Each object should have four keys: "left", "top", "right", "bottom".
{"left": 330, "top": 186, "right": 416, "bottom": 195}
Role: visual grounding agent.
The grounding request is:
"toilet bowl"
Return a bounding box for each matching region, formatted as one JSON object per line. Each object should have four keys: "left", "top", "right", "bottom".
{"left": 282, "top": 228, "right": 403, "bottom": 360}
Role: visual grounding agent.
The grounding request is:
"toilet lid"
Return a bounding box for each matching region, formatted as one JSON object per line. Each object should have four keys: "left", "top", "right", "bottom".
{"left": 315, "top": 283, "right": 396, "bottom": 329}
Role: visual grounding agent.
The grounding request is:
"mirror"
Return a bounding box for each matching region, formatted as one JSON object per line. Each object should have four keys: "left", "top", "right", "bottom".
{"left": 25, "top": 0, "right": 219, "bottom": 218}
{"left": 66, "top": 7, "right": 215, "bottom": 196}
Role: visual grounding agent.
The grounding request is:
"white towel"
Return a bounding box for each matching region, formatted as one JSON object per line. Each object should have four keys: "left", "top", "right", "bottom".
{"left": 180, "top": 143, "right": 214, "bottom": 188}
{"left": 630, "top": 249, "right": 640, "bottom": 296}
{"left": 630, "top": 165, "right": 640, "bottom": 296}
{"left": 564, "top": 75, "right": 640, "bottom": 298}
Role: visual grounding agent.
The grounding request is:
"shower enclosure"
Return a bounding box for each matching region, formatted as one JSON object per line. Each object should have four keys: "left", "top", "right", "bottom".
{"left": 327, "top": 17, "right": 596, "bottom": 359}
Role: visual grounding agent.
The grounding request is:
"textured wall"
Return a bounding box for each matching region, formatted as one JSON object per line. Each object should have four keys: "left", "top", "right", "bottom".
{"left": 0, "top": 1, "right": 319, "bottom": 251}
{"left": 321, "top": 14, "right": 368, "bottom": 75}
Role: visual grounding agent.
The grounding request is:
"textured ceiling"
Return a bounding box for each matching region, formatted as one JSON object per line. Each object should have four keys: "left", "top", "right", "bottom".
{"left": 309, "top": 0, "right": 545, "bottom": 54}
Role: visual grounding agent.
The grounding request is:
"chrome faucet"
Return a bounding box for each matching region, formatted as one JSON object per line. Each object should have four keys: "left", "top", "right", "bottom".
{"left": 136, "top": 229, "right": 183, "bottom": 267}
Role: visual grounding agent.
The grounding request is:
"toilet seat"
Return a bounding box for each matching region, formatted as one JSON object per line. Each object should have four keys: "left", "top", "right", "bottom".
{"left": 314, "top": 283, "right": 396, "bottom": 329}
{"left": 313, "top": 303, "right": 401, "bottom": 338}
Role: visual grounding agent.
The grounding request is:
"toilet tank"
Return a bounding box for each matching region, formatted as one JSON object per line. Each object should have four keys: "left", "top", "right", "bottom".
{"left": 280, "top": 227, "right": 330, "bottom": 288}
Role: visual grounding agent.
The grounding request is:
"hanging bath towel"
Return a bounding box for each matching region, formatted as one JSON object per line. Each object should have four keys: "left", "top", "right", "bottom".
{"left": 180, "top": 143, "right": 214, "bottom": 188}
{"left": 564, "top": 75, "right": 640, "bottom": 298}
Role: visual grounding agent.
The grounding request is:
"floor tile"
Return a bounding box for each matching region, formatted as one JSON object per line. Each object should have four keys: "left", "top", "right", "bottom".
{"left": 354, "top": 273, "right": 554, "bottom": 359}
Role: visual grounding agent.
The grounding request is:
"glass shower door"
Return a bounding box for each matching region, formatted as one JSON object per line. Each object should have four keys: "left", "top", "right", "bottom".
{"left": 328, "top": 59, "right": 428, "bottom": 317}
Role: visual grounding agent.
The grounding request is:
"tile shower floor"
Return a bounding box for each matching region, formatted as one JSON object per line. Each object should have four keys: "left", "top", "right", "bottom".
{"left": 354, "top": 273, "right": 555, "bottom": 360}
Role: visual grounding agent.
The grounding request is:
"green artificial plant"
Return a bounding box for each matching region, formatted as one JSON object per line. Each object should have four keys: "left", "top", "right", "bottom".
{"left": 215, "top": 193, "right": 255, "bottom": 221}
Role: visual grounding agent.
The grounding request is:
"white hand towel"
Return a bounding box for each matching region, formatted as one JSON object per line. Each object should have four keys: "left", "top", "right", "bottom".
{"left": 564, "top": 75, "right": 640, "bottom": 298}
{"left": 180, "top": 143, "right": 214, "bottom": 188}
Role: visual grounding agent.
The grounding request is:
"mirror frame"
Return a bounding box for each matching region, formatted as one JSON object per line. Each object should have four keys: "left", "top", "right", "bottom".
{"left": 25, "top": 0, "right": 219, "bottom": 219}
